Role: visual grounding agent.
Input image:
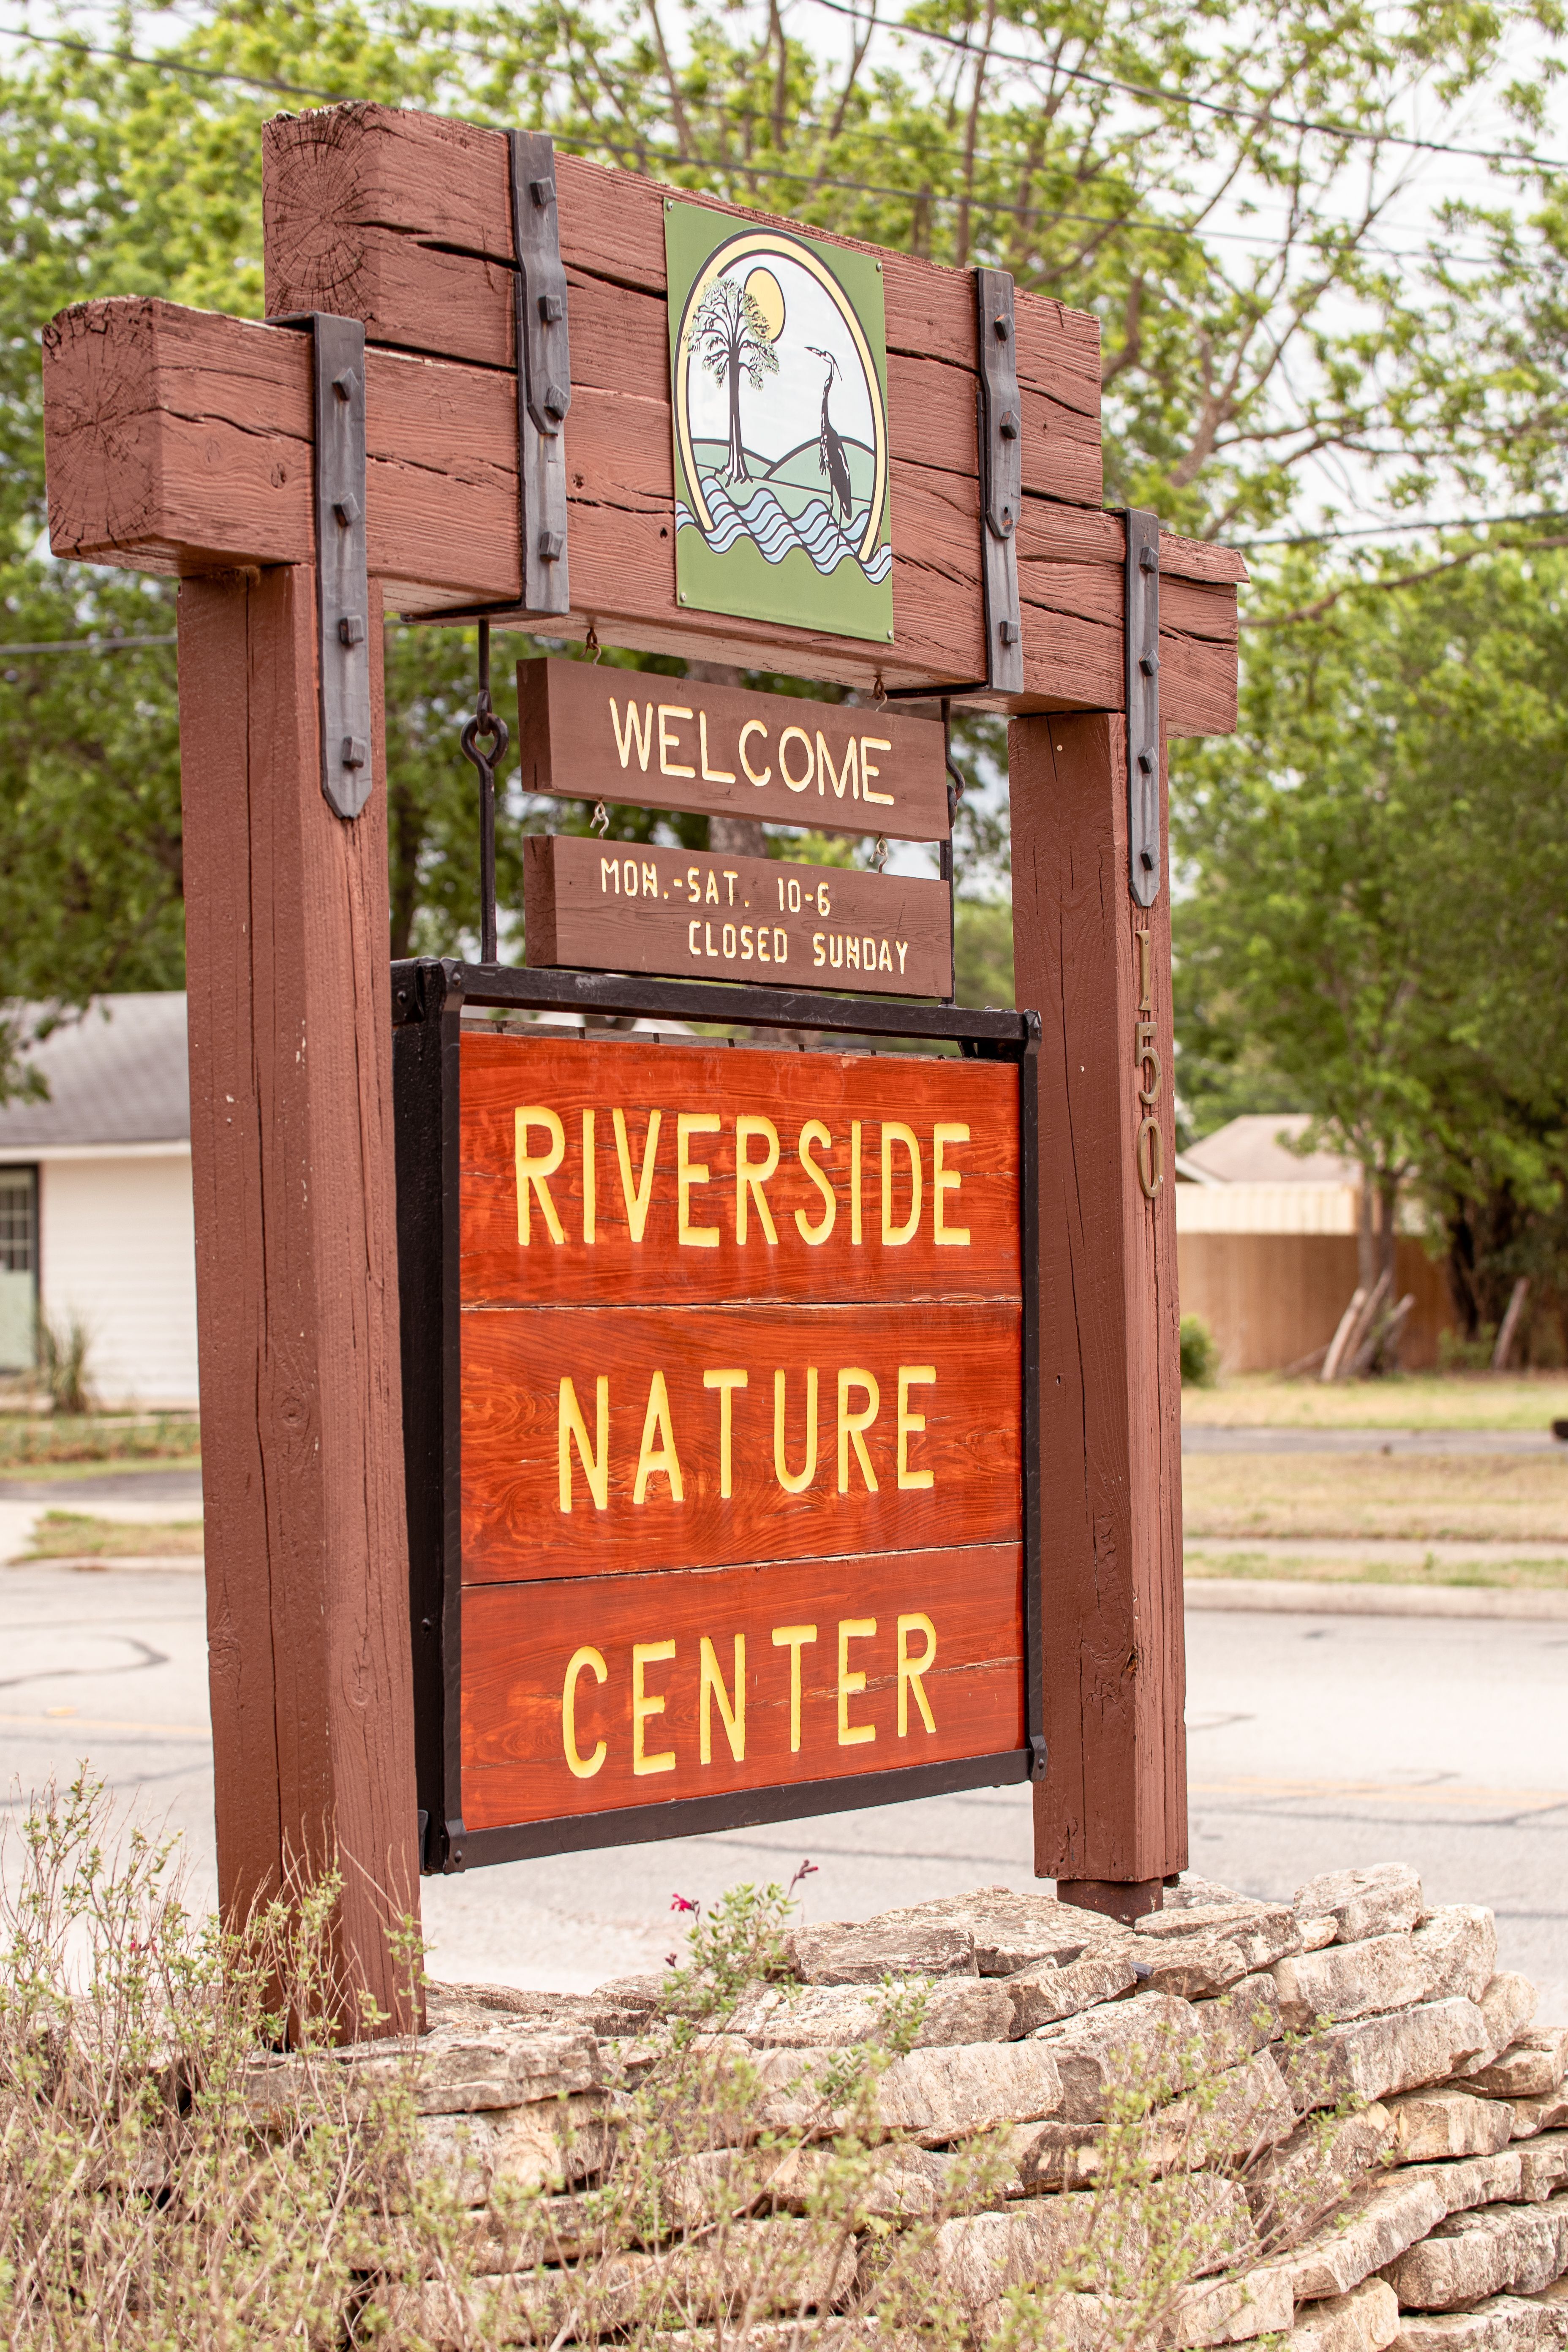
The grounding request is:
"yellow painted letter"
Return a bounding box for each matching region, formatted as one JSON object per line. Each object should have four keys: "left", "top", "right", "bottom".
{"left": 897, "top": 1613, "right": 937, "bottom": 1736}
{"left": 703, "top": 1368, "right": 748, "bottom": 1498}
{"left": 933, "top": 1123, "right": 971, "bottom": 1246}
{"left": 516, "top": 1108, "right": 566, "bottom": 1244}
{"left": 772, "top": 1624, "right": 817, "bottom": 1753}
{"left": 678, "top": 1112, "right": 720, "bottom": 1246}
{"left": 897, "top": 1366, "right": 936, "bottom": 1489}
{"left": 612, "top": 1108, "right": 662, "bottom": 1242}
{"left": 558, "top": 1375, "right": 610, "bottom": 1511}
{"left": 699, "top": 1634, "right": 746, "bottom": 1764}
{"left": 735, "top": 1115, "right": 780, "bottom": 1244}
{"left": 837, "top": 1619, "right": 877, "bottom": 1745}
{"left": 773, "top": 1366, "right": 819, "bottom": 1493}
{"left": 633, "top": 1369, "right": 684, "bottom": 1503}
{"left": 881, "top": 1122, "right": 922, "bottom": 1245}
{"left": 632, "top": 1641, "right": 677, "bottom": 1774}
{"left": 795, "top": 1121, "right": 836, "bottom": 1244}
{"left": 562, "top": 1646, "right": 607, "bottom": 1777}
{"left": 836, "top": 1368, "right": 880, "bottom": 1493}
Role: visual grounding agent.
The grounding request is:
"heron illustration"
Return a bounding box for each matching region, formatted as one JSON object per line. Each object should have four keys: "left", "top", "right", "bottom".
{"left": 806, "top": 344, "right": 853, "bottom": 522}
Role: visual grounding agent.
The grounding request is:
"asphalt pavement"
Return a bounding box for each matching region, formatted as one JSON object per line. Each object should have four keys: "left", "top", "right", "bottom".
{"left": 3, "top": 1554, "right": 1563, "bottom": 2023}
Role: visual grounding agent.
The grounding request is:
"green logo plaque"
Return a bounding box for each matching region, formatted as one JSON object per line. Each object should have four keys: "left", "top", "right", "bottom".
{"left": 664, "top": 202, "right": 895, "bottom": 644}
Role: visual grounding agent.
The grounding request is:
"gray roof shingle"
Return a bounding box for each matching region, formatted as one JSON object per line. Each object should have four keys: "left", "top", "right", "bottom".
{"left": 0, "top": 994, "right": 190, "bottom": 1151}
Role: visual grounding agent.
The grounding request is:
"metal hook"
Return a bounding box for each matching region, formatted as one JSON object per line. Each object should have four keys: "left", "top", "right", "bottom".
{"left": 871, "top": 835, "right": 890, "bottom": 873}
{"left": 585, "top": 622, "right": 603, "bottom": 664}
{"left": 591, "top": 800, "right": 610, "bottom": 836}
{"left": 459, "top": 617, "right": 509, "bottom": 964}
{"left": 872, "top": 670, "right": 887, "bottom": 709}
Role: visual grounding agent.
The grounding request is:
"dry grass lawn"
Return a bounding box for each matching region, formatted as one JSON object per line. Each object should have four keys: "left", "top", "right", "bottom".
{"left": 18, "top": 1510, "right": 204, "bottom": 1560}
{"left": 1182, "top": 1449, "right": 1568, "bottom": 1542}
{"left": 1181, "top": 1372, "right": 1568, "bottom": 1432}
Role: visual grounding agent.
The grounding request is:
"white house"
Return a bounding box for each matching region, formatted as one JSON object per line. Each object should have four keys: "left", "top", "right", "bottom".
{"left": 0, "top": 994, "right": 198, "bottom": 1407}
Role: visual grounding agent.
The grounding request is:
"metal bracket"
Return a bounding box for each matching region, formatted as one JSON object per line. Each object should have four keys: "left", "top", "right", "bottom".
{"left": 975, "top": 267, "right": 1024, "bottom": 696}
{"left": 303, "top": 314, "right": 374, "bottom": 820}
{"left": 509, "top": 131, "right": 572, "bottom": 616}
{"left": 1125, "top": 507, "right": 1162, "bottom": 905}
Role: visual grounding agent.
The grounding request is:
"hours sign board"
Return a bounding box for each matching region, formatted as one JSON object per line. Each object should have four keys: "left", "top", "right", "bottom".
{"left": 394, "top": 961, "right": 1041, "bottom": 1870}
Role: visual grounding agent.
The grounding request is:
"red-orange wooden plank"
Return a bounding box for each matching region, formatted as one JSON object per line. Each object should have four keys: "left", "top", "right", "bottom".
{"left": 458, "top": 1033, "right": 1021, "bottom": 1309}
{"left": 460, "top": 1545, "right": 1025, "bottom": 1828}
{"left": 460, "top": 1299, "right": 1021, "bottom": 1580}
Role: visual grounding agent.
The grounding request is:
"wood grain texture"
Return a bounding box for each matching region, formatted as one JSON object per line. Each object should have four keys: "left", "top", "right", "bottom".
{"left": 42, "top": 298, "right": 1237, "bottom": 721}
{"left": 1007, "top": 711, "right": 1186, "bottom": 1886}
{"left": 262, "top": 104, "right": 1102, "bottom": 487}
{"left": 460, "top": 1300, "right": 1023, "bottom": 1579}
{"left": 177, "top": 564, "right": 419, "bottom": 2031}
{"left": 458, "top": 1033, "right": 1022, "bottom": 1307}
{"left": 460, "top": 1545, "right": 1025, "bottom": 1828}
{"left": 517, "top": 656, "right": 950, "bottom": 840}
{"left": 523, "top": 837, "right": 955, "bottom": 998}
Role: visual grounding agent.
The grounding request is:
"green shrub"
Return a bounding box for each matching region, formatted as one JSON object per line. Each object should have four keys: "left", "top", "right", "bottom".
{"left": 1180, "top": 1313, "right": 1220, "bottom": 1386}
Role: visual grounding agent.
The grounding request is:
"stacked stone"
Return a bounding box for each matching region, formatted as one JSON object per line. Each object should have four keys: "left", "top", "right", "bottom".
{"left": 318, "top": 1865, "right": 1566, "bottom": 2348}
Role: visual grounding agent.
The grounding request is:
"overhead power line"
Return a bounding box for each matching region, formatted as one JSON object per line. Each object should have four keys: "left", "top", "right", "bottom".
{"left": 1241, "top": 506, "right": 1568, "bottom": 547}
{"left": 0, "top": 633, "right": 177, "bottom": 656}
{"left": 807, "top": 0, "right": 1568, "bottom": 172}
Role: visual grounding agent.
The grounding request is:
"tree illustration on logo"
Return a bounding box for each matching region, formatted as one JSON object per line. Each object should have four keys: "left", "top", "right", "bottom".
{"left": 685, "top": 273, "right": 781, "bottom": 486}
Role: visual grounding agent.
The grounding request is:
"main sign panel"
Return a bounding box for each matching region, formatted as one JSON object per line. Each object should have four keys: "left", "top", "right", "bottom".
{"left": 395, "top": 981, "right": 1036, "bottom": 1868}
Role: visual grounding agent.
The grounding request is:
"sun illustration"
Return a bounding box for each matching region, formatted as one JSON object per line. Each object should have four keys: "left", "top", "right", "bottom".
{"left": 742, "top": 266, "right": 786, "bottom": 342}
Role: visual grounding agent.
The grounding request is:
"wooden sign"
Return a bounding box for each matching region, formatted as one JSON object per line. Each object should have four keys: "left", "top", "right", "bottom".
{"left": 523, "top": 838, "right": 953, "bottom": 997}
{"left": 394, "top": 1001, "right": 1037, "bottom": 1864}
{"left": 517, "top": 657, "right": 948, "bottom": 841}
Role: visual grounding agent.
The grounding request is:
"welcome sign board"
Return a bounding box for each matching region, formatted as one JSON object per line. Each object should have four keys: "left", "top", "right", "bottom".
{"left": 394, "top": 970, "right": 1040, "bottom": 1870}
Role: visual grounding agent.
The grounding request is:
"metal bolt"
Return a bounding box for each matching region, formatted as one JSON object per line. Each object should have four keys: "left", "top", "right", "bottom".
{"left": 341, "top": 735, "right": 368, "bottom": 769}
{"left": 538, "top": 529, "right": 564, "bottom": 561}
{"left": 544, "top": 382, "right": 568, "bottom": 418}
{"left": 331, "top": 369, "right": 359, "bottom": 403}
{"left": 1137, "top": 749, "right": 1155, "bottom": 773}
{"left": 332, "top": 491, "right": 361, "bottom": 526}
{"left": 1000, "top": 618, "right": 1019, "bottom": 646}
{"left": 1139, "top": 544, "right": 1158, "bottom": 572}
{"left": 1140, "top": 651, "right": 1160, "bottom": 676}
{"left": 999, "top": 408, "right": 1019, "bottom": 438}
{"left": 530, "top": 177, "right": 554, "bottom": 207}
{"left": 1140, "top": 847, "right": 1156, "bottom": 870}
{"left": 539, "top": 293, "right": 564, "bottom": 322}
{"left": 994, "top": 313, "right": 1010, "bottom": 339}
{"left": 338, "top": 613, "right": 366, "bottom": 646}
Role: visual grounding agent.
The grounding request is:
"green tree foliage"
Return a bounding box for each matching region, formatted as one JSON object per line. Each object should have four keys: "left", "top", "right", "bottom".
{"left": 2, "top": 0, "right": 1565, "bottom": 1073}
{"left": 1172, "top": 548, "right": 1568, "bottom": 1347}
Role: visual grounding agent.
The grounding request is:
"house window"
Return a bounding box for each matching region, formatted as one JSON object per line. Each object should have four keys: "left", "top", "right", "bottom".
{"left": 0, "top": 1165, "right": 38, "bottom": 1372}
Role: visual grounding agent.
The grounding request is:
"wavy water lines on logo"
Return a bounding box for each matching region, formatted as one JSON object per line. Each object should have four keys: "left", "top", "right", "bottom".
{"left": 675, "top": 483, "right": 894, "bottom": 583}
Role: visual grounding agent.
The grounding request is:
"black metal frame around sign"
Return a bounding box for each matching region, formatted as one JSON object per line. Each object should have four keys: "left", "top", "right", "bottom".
{"left": 391, "top": 957, "right": 1044, "bottom": 1875}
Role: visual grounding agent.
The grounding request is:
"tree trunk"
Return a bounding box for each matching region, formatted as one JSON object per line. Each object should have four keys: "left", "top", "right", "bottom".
{"left": 725, "top": 362, "right": 748, "bottom": 484}
{"left": 1377, "top": 1172, "right": 1400, "bottom": 1294}
{"left": 1357, "top": 1177, "right": 1378, "bottom": 1291}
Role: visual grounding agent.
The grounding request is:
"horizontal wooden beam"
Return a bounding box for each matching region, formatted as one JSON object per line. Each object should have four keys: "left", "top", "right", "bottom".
{"left": 43, "top": 294, "right": 1242, "bottom": 727}
{"left": 262, "top": 106, "right": 1105, "bottom": 507}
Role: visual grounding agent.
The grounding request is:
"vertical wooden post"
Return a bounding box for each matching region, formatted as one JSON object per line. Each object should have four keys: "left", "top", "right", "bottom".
{"left": 178, "top": 562, "right": 420, "bottom": 2030}
{"left": 1010, "top": 711, "right": 1186, "bottom": 1920}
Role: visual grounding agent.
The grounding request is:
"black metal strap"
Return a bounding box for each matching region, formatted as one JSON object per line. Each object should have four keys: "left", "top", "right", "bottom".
{"left": 975, "top": 267, "right": 1024, "bottom": 696}
{"left": 508, "top": 131, "right": 572, "bottom": 616}
{"left": 1124, "top": 507, "right": 1162, "bottom": 906}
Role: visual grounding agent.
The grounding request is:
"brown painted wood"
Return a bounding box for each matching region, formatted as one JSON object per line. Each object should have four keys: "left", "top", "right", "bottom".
{"left": 517, "top": 656, "right": 950, "bottom": 841}
{"left": 523, "top": 838, "right": 954, "bottom": 998}
{"left": 42, "top": 298, "right": 1241, "bottom": 726}
{"left": 1007, "top": 711, "right": 1186, "bottom": 1889}
{"left": 457, "top": 1033, "right": 1021, "bottom": 1308}
{"left": 177, "top": 564, "right": 420, "bottom": 2030}
{"left": 460, "top": 1544, "right": 1025, "bottom": 1829}
{"left": 262, "top": 106, "right": 1103, "bottom": 492}
{"left": 461, "top": 1299, "right": 1021, "bottom": 1580}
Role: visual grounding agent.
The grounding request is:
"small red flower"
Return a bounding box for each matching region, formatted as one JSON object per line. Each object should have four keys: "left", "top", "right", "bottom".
{"left": 671, "top": 1892, "right": 700, "bottom": 1914}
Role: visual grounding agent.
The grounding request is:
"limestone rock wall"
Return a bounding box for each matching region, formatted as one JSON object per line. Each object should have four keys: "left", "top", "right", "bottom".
{"left": 344, "top": 1865, "right": 1568, "bottom": 2349}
